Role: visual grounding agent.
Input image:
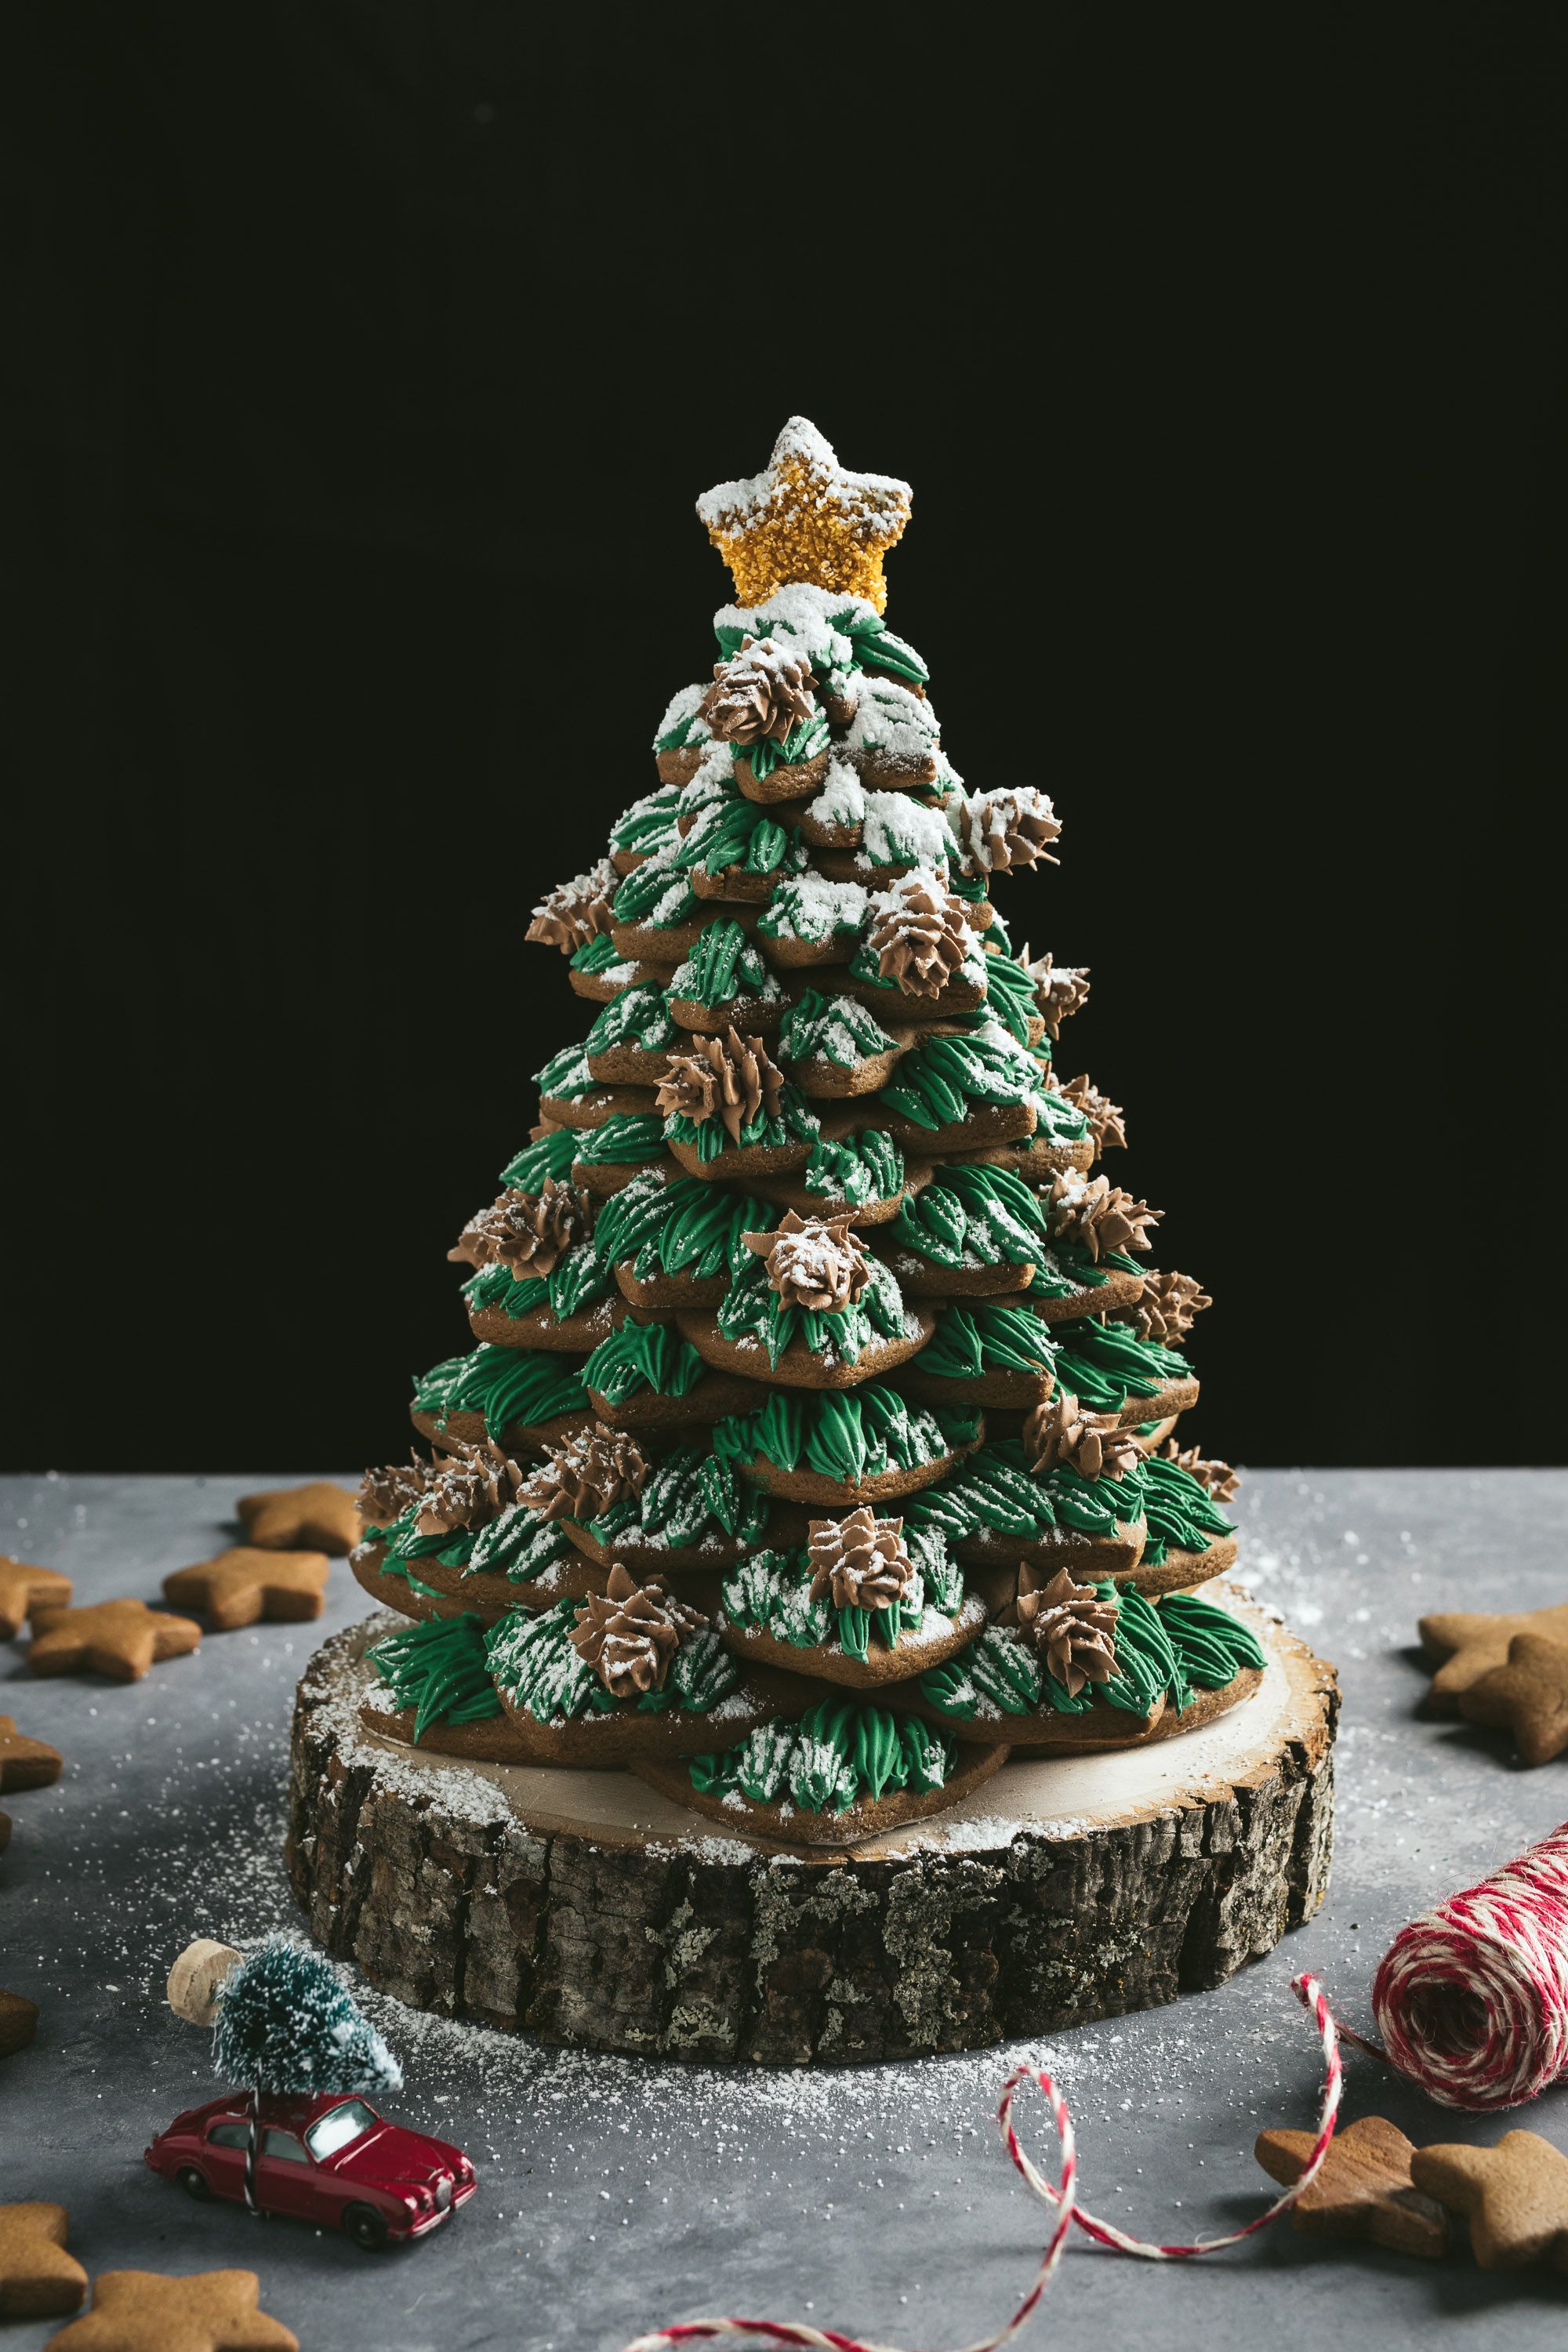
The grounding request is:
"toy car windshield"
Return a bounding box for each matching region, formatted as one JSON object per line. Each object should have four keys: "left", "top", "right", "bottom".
{"left": 304, "top": 2099, "right": 379, "bottom": 2159}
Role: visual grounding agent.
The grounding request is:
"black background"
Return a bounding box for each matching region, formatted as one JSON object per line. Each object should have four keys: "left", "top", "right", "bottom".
{"left": 6, "top": 6, "right": 1566, "bottom": 1473}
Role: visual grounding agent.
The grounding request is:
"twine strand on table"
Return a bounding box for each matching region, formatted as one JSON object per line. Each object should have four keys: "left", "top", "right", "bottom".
{"left": 619, "top": 1972, "right": 1345, "bottom": 2352}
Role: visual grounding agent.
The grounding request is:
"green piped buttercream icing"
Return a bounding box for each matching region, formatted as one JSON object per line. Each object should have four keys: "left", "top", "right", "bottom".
{"left": 714, "top": 1250, "right": 908, "bottom": 1372}
{"left": 757, "top": 875, "right": 866, "bottom": 947}
{"left": 586, "top": 1444, "right": 771, "bottom": 1553}
{"left": 411, "top": 1345, "right": 589, "bottom": 1439}
{"left": 593, "top": 1167, "right": 776, "bottom": 1285}
{"left": 903, "top": 1439, "right": 1141, "bottom": 1543}
{"left": 462, "top": 1237, "right": 611, "bottom": 1325}
{"left": 878, "top": 1025, "right": 1042, "bottom": 1130}
{"left": 1158, "top": 1591, "right": 1265, "bottom": 1683}
{"left": 570, "top": 931, "right": 628, "bottom": 978}
{"left": 713, "top": 1385, "right": 964, "bottom": 1486}
{"left": 612, "top": 782, "right": 685, "bottom": 856}
{"left": 581, "top": 1319, "right": 707, "bottom": 1404}
{"left": 466, "top": 1500, "right": 574, "bottom": 1582}
{"left": 664, "top": 1083, "right": 818, "bottom": 1163}
{"left": 611, "top": 853, "right": 700, "bottom": 930}
{"left": 1137, "top": 1454, "right": 1236, "bottom": 1564}
{"left": 670, "top": 922, "right": 780, "bottom": 1010}
{"left": 721, "top": 1528, "right": 964, "bottom": 1659}
{"left": 367, "top": 1612, "right": 501, "bottom": 1743}
{"left": 887, "top": 1161, "right": 1050, "bottom": 1269}
{"left": 920, "top": 1300, "right": 1058, "bottom": 1382}
{"left": 779, "top": 988, "right": 896, "bottom": 1070}
{"left": 1051, "top": 1317, "right": 1192, "bottom": 1413}
{"left": 978, "top": 953, "right": 1041, "bottom": 1045}
{"left": 741, "top": 711, "right": 831, "bottom": 779}
{"left": 499, "top": 1127, "right": 579, "bottom": 1192}
{"left": 485, "top": 1597, "right": 738, "bottom": 1722}
{"left": 801, "top": 1127, "right": 904, "bottom": 1207}
{"left": 917, "top": 1587, "right": 1263, "bottom": 1726}
{"left": 535, "top": 1044, "right": 596, "bottom": 1102}
{"left": 675, "top": 790, "right": 806, "bottom": 880}
{"left": 688, "top": 1697, "right": 952, "bottom": 1814}
{"left": 584, "top": 984, "right": 676, "bottom": 1058}
{"left": 572, "top": 1115, "right": 667, "bottom": 1167}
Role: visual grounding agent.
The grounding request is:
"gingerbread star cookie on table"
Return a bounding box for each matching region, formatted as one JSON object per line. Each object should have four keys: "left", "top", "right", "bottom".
{"left": 236, "top": 1481, "right": 361, "bottom": 1555}
{"left": 1254, "top": 2114, "right": 1448, "bottom": 2256}
{"left": 1419, "top": 1599, "right": 1568, "bottom": 1711}
{"left": 1411, "top": 2130, "right": 1568, "bottom": 2271}
{"left": 162, "top": 1547, "right": 329, "bottom": 1631}
{"left": 0, "top": 1715, "right": 64, "bottom": 1791}
{"left": 0, "top": 1557, "right": 72, "bottom": 1641}
{"left": 43, "top": 2269, "right": 297, "bottom": 2352}
{"left": 0, "top": 2203, "right": 87, "bottom": 2319}
{"left": 27, "top": 1599, "right": 201, "bottom": 1682}
{"left": 1455, "top": 1632, "right": 1568, "bottom": 1766}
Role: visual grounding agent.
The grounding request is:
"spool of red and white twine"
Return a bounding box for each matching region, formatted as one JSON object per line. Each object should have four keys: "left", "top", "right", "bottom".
{"left": 1363, "top": 1817, "right": 1568, "bottom": 2109}
{"left": 620, "top": 1821, "right": 1568, "bottom": 2352}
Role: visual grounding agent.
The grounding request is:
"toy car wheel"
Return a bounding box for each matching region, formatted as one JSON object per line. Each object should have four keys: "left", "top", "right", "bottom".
{"left": 343, "top": 2202, "right": 390, "bottom": 2252}
{"left": 177, "top": 2167, "right": 211, "bottom": 2201}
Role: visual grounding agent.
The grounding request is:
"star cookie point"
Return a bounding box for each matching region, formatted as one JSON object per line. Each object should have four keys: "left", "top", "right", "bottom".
{"left": 0, "top": 2201, "right": 86, "bottom": 2319}
{"left": 163, "top": 1547, "right": 330, "bottom": 1632}
{"left": 1254, "top": 2113, "right": 1447, "bottom": 2257}
{"left": 236, "top": 1481, "right": 361, "bottom": 1555}
{"left": 42, "top": 2267, "right": 297, "bottom": 2351}
{"left": 697, "top": 416, "right": 912, "bottom": 615}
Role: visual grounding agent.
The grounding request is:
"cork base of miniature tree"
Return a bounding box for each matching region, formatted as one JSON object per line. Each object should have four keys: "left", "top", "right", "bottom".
{"left": 285, "top": 1598, "right": 1337, "bottom": 2066}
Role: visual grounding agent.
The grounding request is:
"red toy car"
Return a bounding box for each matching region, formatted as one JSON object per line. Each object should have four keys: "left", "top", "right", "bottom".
{"left": 145, "top": 2091, "right": 477, "bottom": 2249}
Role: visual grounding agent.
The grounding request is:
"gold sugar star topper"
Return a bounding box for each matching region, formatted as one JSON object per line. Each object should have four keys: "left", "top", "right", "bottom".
{"left": 697, "top": 417, "right": 912, "bottom": 615}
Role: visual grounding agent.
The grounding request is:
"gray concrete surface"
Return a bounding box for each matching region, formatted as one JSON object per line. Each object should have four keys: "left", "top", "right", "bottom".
{"left": 1, "top": 1469, "right": 1564, "bottom": 2350}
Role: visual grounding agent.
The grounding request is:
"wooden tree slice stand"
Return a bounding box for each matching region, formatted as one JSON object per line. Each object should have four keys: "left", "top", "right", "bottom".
{"left": 285, "top": 1589, "right": 1338, "bottom": 2066}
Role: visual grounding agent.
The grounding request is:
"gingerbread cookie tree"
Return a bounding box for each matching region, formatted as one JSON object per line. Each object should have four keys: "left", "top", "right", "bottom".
{"left": 329, "top": 417, "right": 1287, "bottom": 1849}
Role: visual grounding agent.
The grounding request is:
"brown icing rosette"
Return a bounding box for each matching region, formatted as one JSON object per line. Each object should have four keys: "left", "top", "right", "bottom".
{"left": 1056, "top": 1073, "right": 1128, "bottom": 1152}
{"left": 962, "top": 788, "right": 1062, "bottom": 876}
{"left": 413, "top": 1444, "right": 526, "bottom": 1537}
{"left": 1020, "top": 950, "right": 1091, "bottom": 1041}
{"left": 450, "top": 1179, "right": 590, "bottom": 1277}
{"left": 1122, "top": 1270, "right": 1212, "bottom": 1345}
{"left": 743, "top": 1209, "right": 870, "bottom": 1314}
{"left": 865, "top": 871, "right": 970, "bottom": 1000}
{"left": 1002, "top": 1566, "right": 1120, "bottom": 1697}
{"left": 1160, "top": 1438, "right": 1240, "bottom": 1501}
{"left": 806, "top": 1507, "right": 917, "bottom": 1613}
{"left": 525, "top": 859, "right": 617, "bottom": 954}
{"left": 570, "top": 1563, "right": 707, "bottom": 1698}
{"left": 1022, "top": 1392, "right": 1143, "bottom": 1483}
{"left": 656, "top": 1027, "right": 786, "bottom": 1145}
{"left": 697, "top": 634, "right": 818, "bottom": 746}
{"left": 520, "top": 1425, "right": 649, "bottom": 1523}
{"left": 358, "top": 1459, "right": 432, "bottom": 1527}
{"left": 1041, "top": 1169, "right": 1160, "bottom": 1261}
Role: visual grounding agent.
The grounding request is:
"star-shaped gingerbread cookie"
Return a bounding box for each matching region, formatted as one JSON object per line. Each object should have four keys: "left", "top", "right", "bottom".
{"left": 236, "top": 1482, "right": 361, "bottom": 1555}
{"left": 0, "top": 1991, "right": 39, "bottom": 2059}
{"left": 0, "top": 1715, "right": 64, "bottom": 1791}
{"left": 1411, "top": 2129, "right": 1568, "bottom": 2270}
{"left": 27, "top": 1600, "right": 201, "bottom": 1683}
{"left": 0, "top": 1558, "right": 73, "bottom": 1642}
{"left": 1420, "top": 1601, "right": 1568, "bottom": 1712}
{"left": 0, "top": 2202, "right": 87, "bottom": 2319}
{"left": 43, "top": 2268, "right": 297, "bottom": 2351}
{"left": 1455, "top": 1632, "right": 1568, "bottom": 1766}
{"left": 1254, "top": 2113, "right": 1447, "bottom": 2256}
{"left": 162, "top": 1547, "right": 330, "bottom": 1631}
